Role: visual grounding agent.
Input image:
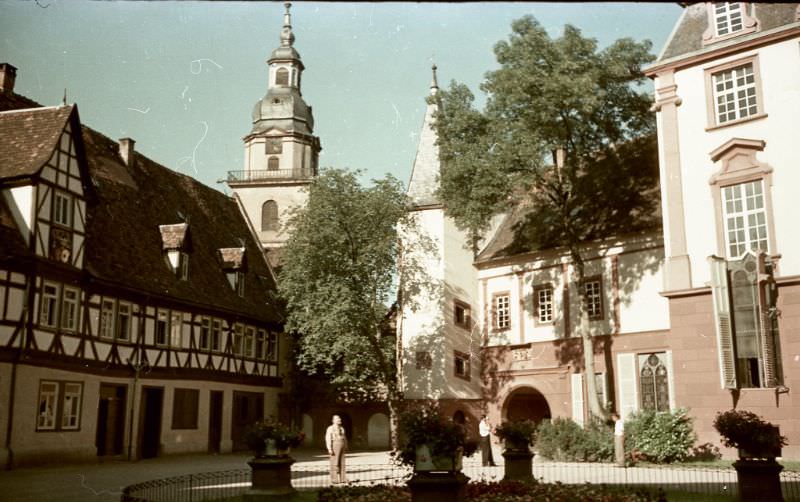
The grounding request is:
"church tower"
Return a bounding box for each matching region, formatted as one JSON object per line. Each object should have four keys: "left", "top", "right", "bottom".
{"left": 400, "top": 65, "right": 483, "bottom": 419}
{"left": 226, "top": 2, "right": 320, "bottom": 263}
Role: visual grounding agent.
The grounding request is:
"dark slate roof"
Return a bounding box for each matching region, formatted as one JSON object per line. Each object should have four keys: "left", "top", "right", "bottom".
{"left": 657, "top": 3, "right": 799, "bottom": 63}
{"left": 0, "top": 92, "right": 282, "bottom": 325}
{"left": 0, "top": 105, "right": 72, "bottom": 180}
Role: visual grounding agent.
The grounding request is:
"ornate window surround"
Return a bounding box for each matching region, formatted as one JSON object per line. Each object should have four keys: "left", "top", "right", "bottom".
{"left": 708, "top": 138, "right": 778, "bottom": 262}
{"left": 702, "top": 2, "right": 759, "bottom": 47}
{"left": 704, "top": 54, "right": 766, "bottom": 131}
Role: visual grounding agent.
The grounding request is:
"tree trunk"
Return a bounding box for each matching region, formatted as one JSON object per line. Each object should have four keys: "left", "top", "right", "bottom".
{"left": 572, "top": 250, "right": 608, "bottom": 422}
{"left": 387, "top": 395, "right": 400, "bottom": 451}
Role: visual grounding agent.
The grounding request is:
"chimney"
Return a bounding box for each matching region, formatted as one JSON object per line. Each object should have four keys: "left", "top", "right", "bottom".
{"left": 0, "top": 63, "right": 17, "bottom": 94}
{"left": 119, "top": 138, "right": 136, "bottom": 167}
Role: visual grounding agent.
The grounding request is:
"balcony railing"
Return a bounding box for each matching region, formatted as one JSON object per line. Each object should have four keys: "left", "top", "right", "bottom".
{"left": 226, "top": 169, "right": 315, "bottom": 183}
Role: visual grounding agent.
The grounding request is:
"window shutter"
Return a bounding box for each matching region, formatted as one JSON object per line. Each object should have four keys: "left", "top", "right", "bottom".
{"left": 709, "top": 256, "right": 737, "bottom": 389}
{"left": 759, "top": 309, "right": 777, "bottom": 387}
{"left": 617, "top": 353, "right": 637, "bottom": 419}
{"left": 571, "top": 373, "right": 584, "bottom": 427}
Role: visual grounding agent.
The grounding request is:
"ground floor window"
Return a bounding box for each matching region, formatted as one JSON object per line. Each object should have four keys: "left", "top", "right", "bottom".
{"left": 37, "top": 380, "right": 83, "bottom": 431}
{"left": 638, "top": 353, "right": 670, "bottom": 412}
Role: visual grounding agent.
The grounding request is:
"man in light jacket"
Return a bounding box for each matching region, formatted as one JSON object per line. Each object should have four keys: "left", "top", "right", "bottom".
{"left": 325, "top": 415, "right": 348, "bottom": 484}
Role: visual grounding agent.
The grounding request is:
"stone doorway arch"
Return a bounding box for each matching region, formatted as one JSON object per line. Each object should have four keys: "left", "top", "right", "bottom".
{"left": 502, "top": 386, "right": 552, "bottom": 424}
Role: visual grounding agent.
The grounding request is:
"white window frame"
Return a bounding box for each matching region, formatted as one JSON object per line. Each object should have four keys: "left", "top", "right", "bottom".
{"left": 584, "top": 278, "right": 603, "bottom": 320}
{"left": 721, "top": 180, "right": 769, "bottom": 259}
{"left": 256, "top": 329, "right": 266, "bottom": 359}
{"left": 712, "top": 63, "right": 757, "bottom": 125}
{"left": 170, "top": 311, "right": 183, "bottom": 347}
{"left": 60, "top": 286, "right": 80, "bottom": 332}
{"left": 267, "top": 332, "right": 278, "bottom": 361}
{"left": 493, "top": 293, "right": 510, "bottom": 330}
{"left": 61, "top": 382, "right": 82, "bottom": 430}
{"left": 99, "top": 299, "right": 115, "bottom": 339}
{"left": 244, "top": 327, "right": 255, "bottom": 357}
{"left": 53, "top": 191, "right": 72, "bottom": 227}
{"left": 37, "top": 381, "right": 59, "bottom": 430}
{"left": 155, "top": 310, "right": 169, "bottom": 346}
{"left": 199, "top": 317, "right": 211, "bottom": 351}
{"left": 714, "top": 2, "right": 744, "bottom": 36}
{"left": 535, "top": 285, "right": 554, "bottom": 324}
{"left": 211, "top": 319, "right": 222, "bottom": 352}
{"left": 232, "top": 323, "right": 244, "bottom": 355}
{"left": 40, "top": 282, "right": 60, "bottom": 328}
{"left": 117, "top": 302, "right": 132, "bottom": 341}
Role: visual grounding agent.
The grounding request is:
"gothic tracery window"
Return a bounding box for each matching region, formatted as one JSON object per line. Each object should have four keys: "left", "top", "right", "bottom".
{"left": 639, "top": 353, "right": 670, "bottom": 411}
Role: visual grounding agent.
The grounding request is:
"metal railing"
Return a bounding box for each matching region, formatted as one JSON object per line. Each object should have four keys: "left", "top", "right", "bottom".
{"left": 226, "top": 169, "right": 315, "bottom": 183}
{"left": 120, "top": 462, "right": 800, "bottom": 501}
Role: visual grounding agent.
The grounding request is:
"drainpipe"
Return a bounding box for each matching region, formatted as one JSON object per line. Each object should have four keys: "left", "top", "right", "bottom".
{"left": 126, "top": 297, "right": 149, "bottom": 461}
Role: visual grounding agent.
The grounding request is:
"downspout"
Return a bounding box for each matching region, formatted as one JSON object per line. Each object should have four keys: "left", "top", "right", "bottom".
{"left": 5, "top": 267, "right": 34, "bottom": 470}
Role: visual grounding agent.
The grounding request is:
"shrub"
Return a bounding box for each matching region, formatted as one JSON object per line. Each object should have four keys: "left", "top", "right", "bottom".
{"left": 687, "top": 442, "right": 722, "bottom": 462}
{"left": 535, "top": 417, "right": 613, "bottom": 462}
{"left": 391, "top": 403, "right": 478, "bottom": 468}
{"left": 624, "top": 408, "right": 696, "bottom": 464}
{"left": 318, "top": 485, "right": 410, "bottom": 502}
{"left": 466, "top": 480, "right": 659, "bottom": 501}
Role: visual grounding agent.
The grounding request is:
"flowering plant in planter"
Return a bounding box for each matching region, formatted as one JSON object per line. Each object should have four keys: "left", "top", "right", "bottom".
{"left": 244, "top": 417, "right": 305, "bottom": 457}
{"left": 712, "top": 409, "right": 786, "bottom": 459}
{"left": 392, "top": 404, "right": 478, "bottom": 470}
{"left": 494, "top": 420, "right": 538, "bottom": 451}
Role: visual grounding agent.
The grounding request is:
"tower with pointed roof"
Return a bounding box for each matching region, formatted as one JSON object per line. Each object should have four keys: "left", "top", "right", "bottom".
{"left": 399, "top": 64, "right": 483, "bottom": 418}
{"left": 226, "top": 2, "right": 321, "bottom": 265}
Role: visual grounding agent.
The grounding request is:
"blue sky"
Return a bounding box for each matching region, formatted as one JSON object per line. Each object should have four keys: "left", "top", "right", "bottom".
{"left": 1, "top": 1, "right": 682, "bottom": 192}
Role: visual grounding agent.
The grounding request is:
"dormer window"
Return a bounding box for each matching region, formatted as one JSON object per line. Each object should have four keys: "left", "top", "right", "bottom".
{"left": 703, "top": 3, "right": 758, "bottom": 45}
{"left": 159, "top": 223, "right": 191, "bottom": 280}
{"left": 166, "top": 250, "right": 189, "bottom": 280}
{"left": 218, "top": 247, "right": 247, "bottom": 297}
{"left": 715, "top": 2, "right": 744, "bottom": 36}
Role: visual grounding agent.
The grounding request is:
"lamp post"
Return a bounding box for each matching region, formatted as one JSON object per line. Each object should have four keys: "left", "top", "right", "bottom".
{"left": 126, "top": 354, "right": 149, "bottom": 461}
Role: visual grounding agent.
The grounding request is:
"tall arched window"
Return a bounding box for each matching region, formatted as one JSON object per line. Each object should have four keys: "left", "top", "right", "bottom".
{"left": 275, "top": 68, "right": 289, "bottom": 86}
{"left": 639, "top": 353, "right": 670, "bottom": 411}
{"left": 261, "top": 200, "right": 279, "bottom": 232}
{"left": 267, "top": 156, "right": 279, "bottom": 171}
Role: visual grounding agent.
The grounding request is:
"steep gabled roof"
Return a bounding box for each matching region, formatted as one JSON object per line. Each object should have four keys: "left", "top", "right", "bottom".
{"left": 0, "top": 105, "right": 73, "bottom": 181}
{"left": 0, "top": 92, "right": 282, "bottom": 325}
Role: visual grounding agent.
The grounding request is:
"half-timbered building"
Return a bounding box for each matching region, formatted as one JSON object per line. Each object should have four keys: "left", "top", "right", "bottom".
{"left": 0, "top": 64, "right": 287, "bottom": 467}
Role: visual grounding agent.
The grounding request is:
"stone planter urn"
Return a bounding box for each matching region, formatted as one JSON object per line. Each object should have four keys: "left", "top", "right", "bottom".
{"left": 502, "top": 442, "right": 534, "bottom": 482}
{"left": 244, "top": 453, "right": 296, "bottom": 501}
{"left": 408, "top": 445, "right": 469, "bottom": 502}
{"left": 733, "top": 457, "right": 783, "bottom": 502}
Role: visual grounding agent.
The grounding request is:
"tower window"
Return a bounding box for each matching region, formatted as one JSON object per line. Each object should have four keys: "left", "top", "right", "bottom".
{"left": 275, "top": 68, "right": 289, "bottom": 86}
{"left": 261, "top": 200, "right": 279, "bottom": 232}
{"left": 267, "top": 156, "right": 280, "bottom": 171}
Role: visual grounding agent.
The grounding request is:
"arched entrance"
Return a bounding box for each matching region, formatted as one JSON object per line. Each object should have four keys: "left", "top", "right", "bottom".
{"left": 503, "top": 386, "right": 552, "bottom": 424}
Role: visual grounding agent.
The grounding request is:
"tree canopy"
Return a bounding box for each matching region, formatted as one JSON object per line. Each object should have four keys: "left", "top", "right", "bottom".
{"left": 432, "top": 16, "right": 660, "bottom": 418}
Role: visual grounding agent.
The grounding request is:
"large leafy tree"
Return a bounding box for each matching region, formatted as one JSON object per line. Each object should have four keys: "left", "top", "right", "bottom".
{"left": 279, "top": 168, "right": 428, "bottom": 448}
{"left": 433, "top": 17, "right": 660, "bottom": 419}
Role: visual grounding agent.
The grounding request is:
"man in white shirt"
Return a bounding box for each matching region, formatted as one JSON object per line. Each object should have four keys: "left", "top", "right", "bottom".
{"left": 479, "top": 415, "right": 496, "bottom": 467}
{"left": 325, "top": 414, "right": 348, "bottom": 484}
{"left": 613, "top": 412, "right": 625, "bottom": 466}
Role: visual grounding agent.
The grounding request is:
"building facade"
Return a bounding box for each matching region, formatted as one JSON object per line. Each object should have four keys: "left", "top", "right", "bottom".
{"left": 645, "top": 2, "right": 800, "bottom": 457}
{"left": 0, "top": 64, "right": 288, "bottom": 467}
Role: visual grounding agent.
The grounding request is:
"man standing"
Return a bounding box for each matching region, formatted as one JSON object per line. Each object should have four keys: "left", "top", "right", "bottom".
{"left": 479, "top": 415, "right": 496, "bottom": 467}
{"left": 325, "top": 414, "right": 348, "bottom": 484}
{"left": 613, "top": 412, "right": 625, "bottom": 466}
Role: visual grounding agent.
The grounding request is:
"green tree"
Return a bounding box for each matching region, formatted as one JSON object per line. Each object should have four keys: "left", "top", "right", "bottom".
{"left": 279, "top": 167, "right": 429, "bottom": 448}
{"left": 433, "top": 17, "right": 660, "bottom": 419}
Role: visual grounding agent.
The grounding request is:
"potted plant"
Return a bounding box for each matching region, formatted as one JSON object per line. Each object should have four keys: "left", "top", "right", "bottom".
{"left": 713, "top": 409, "right": 786, "bottom": 460}
{"left": 242, "top": 417, "right": 304, "bottom": 500}
{"left": 244, "top": 417, "right": 305, "bottom": 458}
{"left": 713, "top": 409, "right": 786, "bottom": 502}
{"left": 392, "top": 404, "right": 478, "bottom": 472}
{"left": 494, "top": 420, "right": 537, "bottom": 482}
{"left": 495, "top": 419, "right": 537, "bottom": 452}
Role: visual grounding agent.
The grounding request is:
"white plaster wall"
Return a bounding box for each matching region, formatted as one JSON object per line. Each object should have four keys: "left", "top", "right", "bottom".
{"left": 617, "top": 248, "right": 670, "bottom": 334}
{"left": 671, "top": 38, "right": 800, "bottom": 287}
{"left": 400, "top": 208, "right": 445, "bottom": 399}
{"left": 4, "top": 186, "right": 33, "bottom": 241}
